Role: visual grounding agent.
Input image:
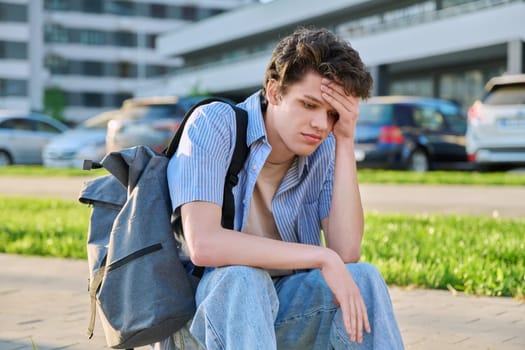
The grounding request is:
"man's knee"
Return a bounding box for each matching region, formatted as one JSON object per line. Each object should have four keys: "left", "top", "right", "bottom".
{"left": 345, "top": 262, "right": 387, "bottom": 290}
{"left": 346, "top": 262, "right": 381, "bottom": 277}
{"left": 197, "top": 265, "right": 277, "bottom": 305}
{"left": 205, "top": 265, "right": 272, "bottom": 285}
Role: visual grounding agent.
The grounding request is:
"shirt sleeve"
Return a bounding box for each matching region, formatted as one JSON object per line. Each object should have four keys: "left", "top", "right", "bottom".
{"left": 167, "top": 102, "right": 236, "bottom": 211}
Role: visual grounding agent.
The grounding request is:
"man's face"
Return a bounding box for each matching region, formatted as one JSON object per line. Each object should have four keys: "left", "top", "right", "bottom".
{"left": 265, "top": 71, "right": 338, "bottom": 160}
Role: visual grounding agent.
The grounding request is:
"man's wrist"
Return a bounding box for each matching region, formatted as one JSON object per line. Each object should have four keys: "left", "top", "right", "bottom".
{"left": 318, "top": 247, "right": 342, "bottom": 270}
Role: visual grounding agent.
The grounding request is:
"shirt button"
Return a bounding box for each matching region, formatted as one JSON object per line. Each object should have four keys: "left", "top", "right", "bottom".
{"left": 252, "top": 165, "right": 257, "bottom": 170}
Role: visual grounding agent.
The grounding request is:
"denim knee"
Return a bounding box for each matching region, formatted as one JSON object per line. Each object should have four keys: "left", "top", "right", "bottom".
{"left": 207, "top": 265, "right": 272, "bottom": 282}
{"left": 346, "top": 261, "right": 381, "bottom": 276}
{"left": 197, "top": 265, "right": 273, "bottom": 294}
{"left": 191, "top": 266, "right": 280, "bottom": 349}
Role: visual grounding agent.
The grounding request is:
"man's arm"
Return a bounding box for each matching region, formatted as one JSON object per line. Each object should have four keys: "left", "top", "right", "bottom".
{"left": 181, "top": 200, "right": 370, "bottom": 343}
{"left": 181, "top": 201, "right": 334, "bottom": 270}
{"left": 320, "top": 79, "right": 364, "bottom": 263}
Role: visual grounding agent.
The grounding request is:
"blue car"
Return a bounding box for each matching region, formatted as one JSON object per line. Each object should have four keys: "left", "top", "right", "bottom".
{"left": 354, "top": 96, "right": 469, "bottom": 172}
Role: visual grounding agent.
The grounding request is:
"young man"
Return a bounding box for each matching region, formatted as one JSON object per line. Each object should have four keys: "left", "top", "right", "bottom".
{"left": 164, "top": 27, "right": 404, "bottom": 349}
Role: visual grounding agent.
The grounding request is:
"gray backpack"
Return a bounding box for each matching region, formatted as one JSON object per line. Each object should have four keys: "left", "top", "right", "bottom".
{"left": 78, "top": 100, "right": 248, "bottom": 349}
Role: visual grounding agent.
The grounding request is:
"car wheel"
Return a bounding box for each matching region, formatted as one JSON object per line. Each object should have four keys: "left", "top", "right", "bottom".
{"left": 408, "top": 149, "right": 429, "bottom": 172}
{"left": 0, "top": 151, "right": 12, "bottom": 166}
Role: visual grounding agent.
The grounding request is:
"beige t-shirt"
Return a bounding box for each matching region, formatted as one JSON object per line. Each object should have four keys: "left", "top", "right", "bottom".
{"left": 243, "top": 158, "right": 294, "bottom": 276}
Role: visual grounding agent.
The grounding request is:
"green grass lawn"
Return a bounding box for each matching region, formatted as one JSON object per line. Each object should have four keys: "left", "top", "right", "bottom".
{"left": 0, "top": 165, "right": 107, "bottom": 177}
{"left": 2, "top": 165, "right": 525, "bottom": 186}
{"left": 356, "top": 169, "right": 525, "bottom": 186}
{"left": 1, "top": 195, "right": 523, "bottom": 299}
{"left": 362, "top": 213, "right": 524, "bottom": 299}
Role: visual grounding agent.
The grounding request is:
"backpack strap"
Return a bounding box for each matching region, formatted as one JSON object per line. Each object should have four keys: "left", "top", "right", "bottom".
{"left": 87, "top": 259, "right": 106, "bottom": 339}
{"left": 164, "top": 98, "right": 237, "bottom": 158}
{"left": 221, "top": 105, "right": 248, "bottom": 230}
{"left": 165, "top": 99, "right": 249, "bottom": 278}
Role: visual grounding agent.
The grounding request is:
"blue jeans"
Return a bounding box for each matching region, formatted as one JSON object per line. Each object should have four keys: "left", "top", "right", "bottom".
{"left": 153, "top": 263, "right": 404, "bottom": 349}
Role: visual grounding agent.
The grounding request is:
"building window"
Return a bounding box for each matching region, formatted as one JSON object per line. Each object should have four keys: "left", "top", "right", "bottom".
{"left": 0, "top": 41, "right": 27, "bottom": 59}
{"left": 79, "top": 30, "right": 106, "bottom": 45}
{"left": 0, "top": 3, "right": 27, "bottom": 22}
{"left": 182, "top": 5, "right": 197, "bottom": 20}
{"left": 146, "top": 65, "right": 168, "bottom": 78}
{"left": 167, "top": 6, "right": 182, "bottom": 19}
{"left": 117, "top": 61, "right": 134, "bottom": 78}
{"left": 114, "top": 92, "right": 132, "bottom": 107}
{"left": 439, "top": 65, "right": 505, "bottom": 108}
{"left": 65, "top": 92, "right": 81, "bottom": 106}
{"left": 44, "top": 24, "right": 69, "bottom": 43}
{"left": 150, "top": 4, "right": 166, "bottom": 18}
{"left": 44, "top": 0, "right": 69, "bottom": 11}
{"left": 84, "top": 61, "right": 104, "bottom": 76}
{"left": 45, "top": 55, "right": 69, "bottom": 74}
{"left": 0, "top": 79, "right": 27, "bottom": 97}
{"left": 114, "top": 31, "right": 136, "bottom": 47}
{"left": 83, "top": 0, "right": 103, "bottom": 14}
{"left": 108, "top": 1, "right": 135, "bottom": 16}
{"left": 84, "top": 92, "right": 104, "bottom": 107}
{"left": 146, "top": 34, "right": 156, "bottom": 49}
{"left": 439, "top": 0, "right": 477, "bottom": 9}
{"left": 390, "top": 77, "right": 434, "bottom": 98}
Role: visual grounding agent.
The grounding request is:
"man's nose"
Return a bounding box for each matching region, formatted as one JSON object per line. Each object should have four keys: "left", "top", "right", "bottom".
{"left": 310, "top": 112, "right": 328, "bottom": 130}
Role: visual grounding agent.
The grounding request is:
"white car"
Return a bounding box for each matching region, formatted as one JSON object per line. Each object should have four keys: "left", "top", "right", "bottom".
{"left": 466, "top": 74, "right": 525, "bottom": 168}
{"left": 43, "top": 110, "right": 118, "bottom": 168}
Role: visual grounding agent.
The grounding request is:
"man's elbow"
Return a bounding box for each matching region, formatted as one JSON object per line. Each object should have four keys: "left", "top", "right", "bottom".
{"left": 342, "top": 248, "right": 361, "bottom": 263}
{"left": 187, "top": 235, "right": 216, "bottom": 267}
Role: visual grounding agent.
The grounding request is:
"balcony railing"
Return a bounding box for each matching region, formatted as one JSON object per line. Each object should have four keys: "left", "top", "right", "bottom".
{"left": 170, "top": 0, "right": 521, "bottom": 79}
{"left": 337, "top": 0, "right": 520, "bottom": 38}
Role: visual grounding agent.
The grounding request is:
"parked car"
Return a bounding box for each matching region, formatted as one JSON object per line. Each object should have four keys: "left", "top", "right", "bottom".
{"left": 0, "top": 111, "right": 69, "bottom": 166}
{"left": 466, "top": 74, "right": 525, "bottom": 168}
{"left": 354, "top": 96, "right": 468, "bottom": 172}
{"left": 43, "top": 109, "right": 118, "bottom": 168}
{"left": 106, "top": 96, "right": 213, "bottom": 153}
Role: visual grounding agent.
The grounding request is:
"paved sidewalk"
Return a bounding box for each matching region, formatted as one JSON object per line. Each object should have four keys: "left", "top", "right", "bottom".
{"left": 0, "top": 253, "right": 523, "bottom": 350}
{"left": 1, "top": 176, "right": 524, "bottom": 217}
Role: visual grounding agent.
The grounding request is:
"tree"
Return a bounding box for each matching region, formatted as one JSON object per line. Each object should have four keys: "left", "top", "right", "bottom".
{"left": 43, "top": 86, "right": 66, "bottom": 122}
{"left": 188, "top": 81, "right": 211, "bottom": 97}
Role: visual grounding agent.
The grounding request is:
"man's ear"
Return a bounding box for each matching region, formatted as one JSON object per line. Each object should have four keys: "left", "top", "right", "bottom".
{"left": 266, "top": 79, "right": 281, "bottom": 105}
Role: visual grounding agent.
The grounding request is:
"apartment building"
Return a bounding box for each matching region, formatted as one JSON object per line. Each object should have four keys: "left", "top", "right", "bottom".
{"left": 149, "top": 0, "right": 525, "bottom": 110}
{"left": 0, "top": 0, "right": 255, "bottom": 123}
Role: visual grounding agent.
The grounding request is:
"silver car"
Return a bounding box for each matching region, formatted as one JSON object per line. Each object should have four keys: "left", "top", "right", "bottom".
{"left": 0, "top": 111, "right": 69, "bottom": 166}
{"left": 43, "top": 110, "right": 117, "bottom": 168}
{"left": 466, "top": 74, "right": 525, "bottom": 168}
{"left": 106, "top": 96, "right": 213, "bottom": 153}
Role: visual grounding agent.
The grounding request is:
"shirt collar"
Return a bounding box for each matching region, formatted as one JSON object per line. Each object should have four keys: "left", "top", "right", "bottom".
{"left": 239, "top": 90, "right": 266, "bottom": 147}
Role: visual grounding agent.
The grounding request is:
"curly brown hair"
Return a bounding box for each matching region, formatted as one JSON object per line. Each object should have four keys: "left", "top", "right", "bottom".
{"left": 263, "top": 27, "right": 373, "bottom": 99}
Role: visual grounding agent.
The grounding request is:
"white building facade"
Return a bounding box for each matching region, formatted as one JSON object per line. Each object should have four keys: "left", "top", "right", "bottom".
{"left": 151, "top": 0, "right": 525, "bottom": 110}
{"left": 0, "top": 0, "right": 255, "bottom": 123}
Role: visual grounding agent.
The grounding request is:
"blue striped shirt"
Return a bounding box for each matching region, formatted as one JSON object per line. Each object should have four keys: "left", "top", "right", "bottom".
{"left": 167, "top": 91, "right": 335, "bottom": 246}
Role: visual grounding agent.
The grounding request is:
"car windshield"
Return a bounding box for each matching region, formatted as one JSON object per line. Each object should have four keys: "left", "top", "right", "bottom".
{"left": 484, "top": 83, "right": 525, "bottom": 105}
{"left": 357, "top": 104, "right": 393, "bottom": 125}
{"left": 117, "top": 104, "right": 186, "bottom": 121}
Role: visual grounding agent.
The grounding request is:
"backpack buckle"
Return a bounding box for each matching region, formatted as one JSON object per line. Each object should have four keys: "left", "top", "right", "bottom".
{"left": 228, "top": 174, "right": 238, "bottom": 186}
